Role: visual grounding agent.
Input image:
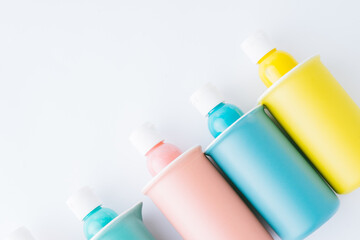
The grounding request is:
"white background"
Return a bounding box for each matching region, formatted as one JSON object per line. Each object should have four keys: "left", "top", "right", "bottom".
{"left": 1, "top": 0, "right": 360, "bottom": 239}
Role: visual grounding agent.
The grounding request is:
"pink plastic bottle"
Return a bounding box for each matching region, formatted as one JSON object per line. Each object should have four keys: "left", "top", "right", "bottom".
{"left": 130, "top": 122, "right": 182, "bottom": 176}
{"left": 130, "top": 122, "right": 272, "bottom": 240}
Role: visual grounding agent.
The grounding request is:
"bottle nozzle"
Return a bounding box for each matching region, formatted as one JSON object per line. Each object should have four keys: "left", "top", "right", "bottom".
{"left": 129, "top": 122, "right": 165, "bottom": 156}
{"left": 190, "top": 83, "right": 225, "bottom": 116}
{"left": 67, "top": 186, "right": 102, "bottom": 221}
{"left": 241, "top": 31, "right": 275, "bottom": 64}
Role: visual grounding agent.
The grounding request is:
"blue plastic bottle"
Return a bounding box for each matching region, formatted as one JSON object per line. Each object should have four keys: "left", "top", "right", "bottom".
{"left": 190, "top": 83, "right": 340, "bottom": 240}
{"left": 82, "top": 205, "right": 118, "bottom": 239}
{"left": 207, "top": 102, "right": 243, "bottom": 138}
{"left": 67, "top": 186, "right": 155, "bottom": 240}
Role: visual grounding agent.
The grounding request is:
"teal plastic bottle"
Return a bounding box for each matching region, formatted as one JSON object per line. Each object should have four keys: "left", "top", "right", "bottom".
{"left": 82, "top": 206, "right": 117, "bottom": 239}
{"left": 67, "top": 186, "right": 155, "bottom": 240}
{"left": 190, "top": 83, "right": 339, "bottom": 240}
{"left": 207, "top": 102, "right": 243, "bottom": 138}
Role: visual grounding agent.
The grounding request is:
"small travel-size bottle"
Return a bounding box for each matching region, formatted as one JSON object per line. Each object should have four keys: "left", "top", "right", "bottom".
{"left": 191, "top": 83, "right": 339, "bottom": 240}
{"left": 130, "top": 123, "right": 272, "bottom": 240}
{"left": 67, "top": 186, "right": 155, "bottom": 240}
{"left": 241, "top": 31, "right": 360, "bottom": 194}
{"left": 5, "top": 227, "right": 37, "bottom": 240}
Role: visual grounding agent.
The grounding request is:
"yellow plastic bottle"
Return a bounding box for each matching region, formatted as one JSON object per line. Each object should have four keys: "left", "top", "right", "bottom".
{"left": 241, "top": 31, "right": 360, "bottom": 194}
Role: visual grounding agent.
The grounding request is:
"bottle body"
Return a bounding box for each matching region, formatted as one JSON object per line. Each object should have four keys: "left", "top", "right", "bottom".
{"left": 143, "top": 146, "right": 272, "bottom": 240}
{"left": 91, "top": 203, "right": 155, "bottom": 240}
{"left": 205, "top": 105, "right": 339, "bottom": 240}
{"left": 207, "top": 102, "right": 243, "bottom": 138}
{"left": 146, "top": 141, "right": 182, "bottom": 176}
{"left": 259, "top": 55, "right": 360, "bottom": 194}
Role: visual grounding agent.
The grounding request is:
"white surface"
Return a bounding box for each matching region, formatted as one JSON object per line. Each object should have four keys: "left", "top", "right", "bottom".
{"left": 190, "top": 83, "right": 224, "bottom": 116}
{"left": 0, "top": 0, "right": 360, "bottom": 239}
{"left": 5, "top": 227, "right": 36, "bottom": 240}
{"left": 129, "top": 122, "right": 164, "bottom": 156}
{"left": 67, "top": 186, "right": 102, "bottom": 221}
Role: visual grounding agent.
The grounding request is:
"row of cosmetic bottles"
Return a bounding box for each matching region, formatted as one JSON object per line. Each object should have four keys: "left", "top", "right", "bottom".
{"left": 4, "top": 31, "right": 360, "bottom": 240}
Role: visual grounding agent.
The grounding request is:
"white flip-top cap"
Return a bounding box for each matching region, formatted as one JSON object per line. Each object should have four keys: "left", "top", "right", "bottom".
{"left": 129, "top": 122, "right": 164, "bottom": 156}
{"left": 67, "top": 186, "right": 102, "bottom": 221}
{"left": 190, "top": 83, "right": 224, "bottom": 116}
{"left": 5, "top": 227, "right": 36, "bottom": 240}
{"left": 241, "top": 31, "right": 275, "bottom": 64}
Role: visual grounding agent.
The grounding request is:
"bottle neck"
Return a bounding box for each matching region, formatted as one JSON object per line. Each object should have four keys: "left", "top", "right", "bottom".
{"left": 145, "top": 141, "right": 182, "bottom": 176}
{"left": 207, "top": 102, "right": 243, "bottom": 138}
{"left": 83, "top": 206, "right": 102, "bottom": 222}
{"left": 145, "top": 141, "right": 165, "bottom": 157}
{"left": 257, "top": 48, "right": 276, "bottom": 64}
{"left": 208, "top": 102, "right": 225, "bottom": 116}
{"left": 82, "top": 206, "right": 118, "bottom": 240}
{"left": 257, "top": 49, "right": 298, "bottom": 87}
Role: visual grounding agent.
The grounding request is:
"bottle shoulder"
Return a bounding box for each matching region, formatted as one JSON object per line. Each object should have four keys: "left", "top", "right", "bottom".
{"left": 205, "top": 105, "right": 266, "bottom": 153}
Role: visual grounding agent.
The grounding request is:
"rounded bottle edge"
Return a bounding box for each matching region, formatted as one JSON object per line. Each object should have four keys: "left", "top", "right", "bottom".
{"left": 257, "top": 55, "right": 321, "bottom": 103}
{"left": 142, "top": 145, "right": 203, "bottom": 194}
{"left": 205, "top": 105, "right": 266, "bottom": 153}
{"left": 91, "top": 202, "right": 146, "bottom": 240}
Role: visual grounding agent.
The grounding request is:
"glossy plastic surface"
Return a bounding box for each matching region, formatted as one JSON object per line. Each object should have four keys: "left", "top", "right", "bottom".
{"left": 259, "top": 55, "right": 360, "bottom": 194}
{"left": 206, "top": 105, "right": 339, "bottom": 240}
{"left": 207, "top": 102, "right": 243, "bottom": 138}
{"left": 144, "top": 146, "right": 272, "bottom": 240}
{"left": 91, "top": 203, "right": 155, "bottom": 240}
{"left": 83, "top": 206, "right": 118, "bottom": 239}
{"left": 146, "top": 141, "right": 182, "bottom": 176}
{"left": 258, "top": 49, "right": 298, "bottom": 87}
